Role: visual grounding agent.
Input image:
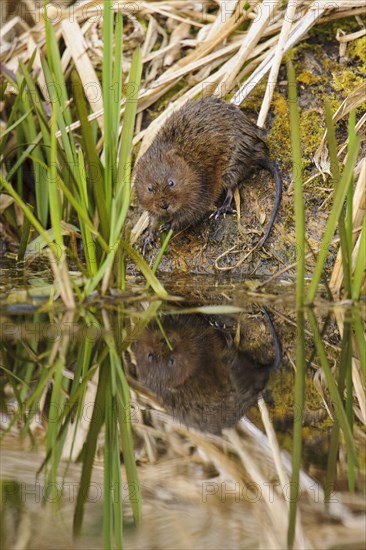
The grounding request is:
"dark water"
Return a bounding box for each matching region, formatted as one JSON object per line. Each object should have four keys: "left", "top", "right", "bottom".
{"left": 1, "top": 267, "right": 365, "bottom": 549}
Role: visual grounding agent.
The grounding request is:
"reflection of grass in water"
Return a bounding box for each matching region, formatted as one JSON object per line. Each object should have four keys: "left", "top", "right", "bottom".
{"left": 286, "top": 60, "right": 363, "bottom": 548}
{"left": 1, "top": 301, "right": 365, "bottom": 548}
{"left": 1, "top": 306, "right": 155, "bottom": 546}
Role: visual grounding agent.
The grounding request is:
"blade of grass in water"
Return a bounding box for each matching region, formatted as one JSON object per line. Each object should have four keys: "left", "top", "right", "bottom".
{"left": 145, "top": 229, "right": 173, "bottom": 290}
{"left": 112, "top": 436, "right": 124, "bottom": 549}
{"left": 73, "top": 366, "right": 107, "bottom": 537}
{"left": 287, "top": 61, "right": 305, "bottom": 307}
{"left": 17, "top": 204, "right": 33, "bottom": 262}
{"left": 287, "top": 310, "right": 305, "bottom": 549}
{"left": 324, "top": 101, "right": 352, "bottom": 296}
{"left": 307, "top": 117, "right": 360, "bottom": 304}
{"left": 46, "top": 357, "right": 65, "bottom": 507}
{"left": 353, "top": 311, "right": 366, "bottom": 381}
{"left": 325, "top": 320, "right": 352, "bottom": 502}
{"left": 104, "top": 379, "right": 114, "bottom": 549}
{"left": 85, "top": 239, "right": 168, "bottom": 297}
{"left": 115, "top": 356, "right": 142, "bottom": 524}
{"left": 345, "top": 349, "right": 355, "bottom": 492}
{"left": 307, "top": 310, "right": 357, "bottom": 468}
{"left": 103, "top": 309, "right": 142, "bottom": 519}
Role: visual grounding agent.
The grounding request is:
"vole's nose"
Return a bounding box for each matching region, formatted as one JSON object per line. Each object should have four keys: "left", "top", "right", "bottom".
{"left": 160, "top": 202, "right": 169, "bottom": 210}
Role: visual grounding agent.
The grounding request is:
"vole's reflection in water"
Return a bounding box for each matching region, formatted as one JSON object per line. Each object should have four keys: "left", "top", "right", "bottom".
{"left": 131, "top": 310, "right": 281, "bottom": 434}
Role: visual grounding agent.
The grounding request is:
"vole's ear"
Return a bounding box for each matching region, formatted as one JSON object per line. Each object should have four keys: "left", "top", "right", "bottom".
{"left": 165, "top": 148, "right": 183, "bottom": 160}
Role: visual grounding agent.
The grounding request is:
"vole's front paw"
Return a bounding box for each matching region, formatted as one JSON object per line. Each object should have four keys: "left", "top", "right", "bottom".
{"left": 160, "top": 222, "right": 172, "bottom": 233}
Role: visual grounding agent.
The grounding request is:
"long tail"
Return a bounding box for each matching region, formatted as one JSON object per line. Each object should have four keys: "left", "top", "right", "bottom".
{"left": 258, "top": 160, "right": 282, "bottom": 247}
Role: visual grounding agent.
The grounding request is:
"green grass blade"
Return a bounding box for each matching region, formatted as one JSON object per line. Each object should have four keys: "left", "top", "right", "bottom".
{"left": 71, "top": 70, "right": 110, "bottom": 240}
{"left": 0, "top": 175, "right": 54, "bottom": 250}
{"left": 115, "top": 360, "right": 142, "bottom": 524}
{"left": 0, "top": 49, "right": 36, "bottom": 157}
{"left": 0, "top": 110, "right": 32, "bottom": 139}
{"left": 307, "top": 132, "right": 360, "bottom": 304}
{"left": 146, "top": 229, "right": 173, "bottom": 288}
{"left": 287, "top": 310, "right": 305, "bottom": 549}
{"left": 118, "top": 240, "right": 168, "bottom": 297}
{"left": 116, "top": 48, "right": 142, "bottom": 225}
{"left": 17, "top": 204, "right": 33, "bottom": 262}
{"left": 287, "top": 61, "right": 305, "bottom": 306}
{"left": 19, "top": 60, "right": 51, "bottom": 147}
{"left": 112, "top": 440, "right": 124, "bottom": 549}
{"left": 73, "top": 366, "right": 107, "bottom": 537}
{"left": 41, "top": 57, "right": 77, "bottom": 168}
{"left": 84, "top": 238, "right": 168, "bottom": 298}
{"left": 16, "top": 78, "right": 48, "bottom": 225}
{"left": 46, "top": 357, "right": 65, "bottom": 507}
{"left": 326, "top": 321, "right": 354, "bottom": 495}
{"left": 352, "top": 215, "right": 366, "bottom": 301}
{"left": 345, "top": 358, "right": 355, "bottom": 491}
{"left": 76, "top": 149, "right": 98, "bottom": 276}
{"left": 5, "top": 136, "right": 42, "bottom": 183}
{"left": 103, "top": 380, "right": 114, "bottom": 549}
{"left": 27, "top": 154, "right": 110, "bottom": 254}
{"left": 112, "top": 11, "right": 124, "bottom": 142}
{"left": 43, "top": 3, "right": 73, "bottom": 128}
{"left": 324, "top": 421, "right": 340, "bottom": 506}
{"left": 102, "top": 0, "right": 114, "bottom": 213}
{"left": 48, "top": 102, "right": 63, "bottom": 249}
{"left": 307, "top": 310, "right": 357, "bottom": 466}
{"left": 324, "top": 101, "right": 351, "bottom": 296}
{"left": 353, "top": 311, "right": 366, "bottom": 381}
{"left": 346, "top": 113, "right": 356, "bottom": 262}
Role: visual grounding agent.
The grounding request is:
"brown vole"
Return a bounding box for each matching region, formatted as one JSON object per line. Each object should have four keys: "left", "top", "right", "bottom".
{"left": 134, "top": 96, "right": 282, "bottom": 249}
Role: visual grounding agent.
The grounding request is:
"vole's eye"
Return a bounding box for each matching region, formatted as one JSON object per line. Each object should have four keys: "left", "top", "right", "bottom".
{"left": 147, "top": 184, "right": 153, "bottom": 193}
{"left": 167, "top": 357, "right": 175, "bottom": 367}
{"left": 147, "top": 352, "right": 154, "bottom": 362}
{"left": 168, "top": 179, "right": 176, "bottom": 188}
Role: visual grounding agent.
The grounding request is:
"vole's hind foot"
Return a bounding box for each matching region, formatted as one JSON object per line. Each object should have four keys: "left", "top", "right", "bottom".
{"left": 210, "top": 188, "right": 235, "bottom": 220}
{"left": 210, "top": 204, "right": 236, "bottom": 220}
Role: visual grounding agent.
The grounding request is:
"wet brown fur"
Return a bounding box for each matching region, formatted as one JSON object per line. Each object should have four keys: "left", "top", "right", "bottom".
{"left": 134, "top": 96, "right": 282, "bottom": 244}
